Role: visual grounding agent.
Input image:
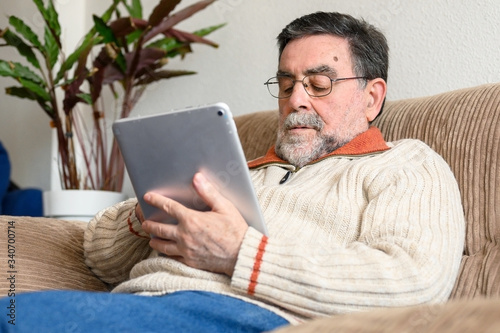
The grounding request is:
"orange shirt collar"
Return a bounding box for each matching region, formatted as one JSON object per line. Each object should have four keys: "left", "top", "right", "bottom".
{"left": 248, "top": 126, "right": 390, "bottom": 169}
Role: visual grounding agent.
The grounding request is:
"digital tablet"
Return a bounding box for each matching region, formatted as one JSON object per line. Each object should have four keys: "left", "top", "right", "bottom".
{"left": 112, "top": 102, "right": 268, "bottom": 235}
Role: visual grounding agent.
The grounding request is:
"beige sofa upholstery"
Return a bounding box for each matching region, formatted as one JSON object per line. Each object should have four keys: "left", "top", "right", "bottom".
{"left": 1, "top": 82, "right": 499, "bottom": 331}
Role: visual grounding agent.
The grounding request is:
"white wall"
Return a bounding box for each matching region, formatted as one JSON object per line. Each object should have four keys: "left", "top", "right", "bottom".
{"left": 1, "top": 0, "right": 499, "bottom": 191}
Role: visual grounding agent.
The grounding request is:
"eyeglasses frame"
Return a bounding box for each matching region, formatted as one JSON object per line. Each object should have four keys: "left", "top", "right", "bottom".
{"left": 264, "top": 74, "right": 368, "bottom": 99}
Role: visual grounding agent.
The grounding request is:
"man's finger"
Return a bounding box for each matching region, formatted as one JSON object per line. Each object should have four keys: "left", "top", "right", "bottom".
{"left": 144, "top": 192, "right": 188, "bottom": 221}
{"left": 142, "top": 220, "right": 177, "bottom": 240}
{"left": 149, "top": 237, "right": 181, "bottom": 257}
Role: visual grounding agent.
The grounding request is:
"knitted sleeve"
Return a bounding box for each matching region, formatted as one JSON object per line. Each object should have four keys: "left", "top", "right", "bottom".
{"left": 84, "top": 198, "right": 152, "bottom": 286}
{"left": 231, "top": 141, "right": 465, "bottom": 318}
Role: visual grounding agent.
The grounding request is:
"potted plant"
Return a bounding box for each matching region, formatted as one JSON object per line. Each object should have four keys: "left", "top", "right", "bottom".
{"left": 0, "top": 0, "right": 223, "bottom": 219}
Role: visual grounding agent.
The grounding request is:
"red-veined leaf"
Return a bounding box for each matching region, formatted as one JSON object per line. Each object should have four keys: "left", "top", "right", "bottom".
{"left": 148, "top": 0, "right": 181, "bottom": 27}
{"left": 109, "top": 17, "right": 148, "bottom": 38}
{"left": 63, "top": 69, "right": 89, "bottom": 113}
{"left": 101, "top": 47, "right": 166, "bottom": 84}
{"left": 143, "top": 0, "right": 215, "bottom": 43}
{"left": 135, "top": 69, "right": 195, "bottom": 85}
{"left": 168, "top": 28, "right": 218, "bottom": 47}
{"left": 131, "top": 47, "right": 166, "bottom": 76}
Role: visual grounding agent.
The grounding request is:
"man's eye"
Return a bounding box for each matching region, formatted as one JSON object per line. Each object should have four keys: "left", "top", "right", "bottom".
{"left": 307, "top": 76, "right": 331, "bottom": 92}
{"left": 278, "top": 80, "right": 294, "bottom": 92}
{"left": 310, "top": 84, "right": 329, "bottom": 92}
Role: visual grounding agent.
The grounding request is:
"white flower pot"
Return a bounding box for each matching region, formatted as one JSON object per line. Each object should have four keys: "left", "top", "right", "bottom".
{"left": 43, "top": 190, "right": 128, "bottom": 222}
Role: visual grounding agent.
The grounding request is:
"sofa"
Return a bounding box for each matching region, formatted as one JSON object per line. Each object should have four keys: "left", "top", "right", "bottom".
{"left": 1, "top": 82, "right": 499, "bottom": 332}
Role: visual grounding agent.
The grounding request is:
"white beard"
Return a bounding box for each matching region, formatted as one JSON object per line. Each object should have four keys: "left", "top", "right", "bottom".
{"left": 275, "top": 112, "right": 348, "bottom": 168}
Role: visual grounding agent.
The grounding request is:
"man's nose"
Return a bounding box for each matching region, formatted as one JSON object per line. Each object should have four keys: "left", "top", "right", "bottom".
{"left": 288, "top": 81, "right": 310, "bottom": 109}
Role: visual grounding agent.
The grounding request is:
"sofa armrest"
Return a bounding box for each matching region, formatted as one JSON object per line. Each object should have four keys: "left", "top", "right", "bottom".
{"left": 0, "top": 216, "right": 109, "bottom": 296}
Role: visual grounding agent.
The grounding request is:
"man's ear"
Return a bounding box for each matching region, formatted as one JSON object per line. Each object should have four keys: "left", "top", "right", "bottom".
{"left": 364, "top": 78, "right": 387, "bottom": 122}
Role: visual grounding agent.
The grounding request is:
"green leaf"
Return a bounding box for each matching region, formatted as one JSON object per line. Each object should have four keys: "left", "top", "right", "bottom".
{"left": 93, "top": 15, "right": 119, "bottom": 45}
{"left": 32, "top": 0, "right": 48, "bottom": 20}
{"left": 37, "top": 100, "right": 54, "bottom": 117}
{"left": 93, "top": 15, "right": 127, "bottom": 74}
{"left": 76, "top": 93, "right": 93, "bottom": 105}
{"left": 44, "top": 26, "right": 59, "bottom": 69}
{"left": 5, "top": 86, "right": 37, "bottom": 100}
{"left": 194, "top": 23, "right": 226, "bottom": 37}
{"left": 125, "top": 0, "right": 143, "bottom": 18}
{"left": 46, "top": 0, "right": 62, "bottom": 40}
{"left": 146, "top": 38, "right": 192, "bottom": 59}
{"left": 146, "top": 37, "right": 180, "bottom": 53}
{"left": 166, "top": 44, "right": 192, "bottom": 59}
{"left": 5, "top": 85, "right": 54, "bottom": 116}
{"left": 9, "top": 16, "right": 43, "bottom": 50}
{"left": 54, "top": 0, "right": 121, "bottom": 83}
{"left": 19, "top": 77, "right": 51, "bottom": 101}
{"left": 55, "top": 36, "right": 102, "bottom": 84}
{"left": 1, "top": 29, "right": 41, "bottom": 69}
{"left": 0, "top": 60, "right": 45, "bottom": 85}
{"left": 115, "top": 51, "right": 128, "bottom": 74}
{"left": 125, "top": 29, "right": 143, "bottom": 45}
{"left": 146, "top": 39, "right": 192, "bottom": 59}
{"left": 32, "top": 0, "right": 61, "bottom": 48}
{"left": 101, "top": 0, "right": 123, "bottom": 22}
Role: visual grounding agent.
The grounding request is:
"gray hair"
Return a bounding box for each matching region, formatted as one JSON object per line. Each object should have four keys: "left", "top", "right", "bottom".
{"left": 277, "top": 11, "right": 389, "bottom": 116}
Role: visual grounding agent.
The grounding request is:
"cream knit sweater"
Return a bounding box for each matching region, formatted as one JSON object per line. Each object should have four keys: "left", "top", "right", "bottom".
{"left": 84, "top": 128, "right": 465, "bottom": 324}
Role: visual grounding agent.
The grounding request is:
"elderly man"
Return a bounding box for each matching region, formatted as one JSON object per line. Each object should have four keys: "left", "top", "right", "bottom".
{"left": 2, "top": 11, "right": 464, "bottom": 333}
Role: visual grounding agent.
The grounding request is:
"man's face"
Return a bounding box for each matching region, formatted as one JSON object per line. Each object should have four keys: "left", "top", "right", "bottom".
{"left": 275, "top": 34, "right": 371, "bottom": 167}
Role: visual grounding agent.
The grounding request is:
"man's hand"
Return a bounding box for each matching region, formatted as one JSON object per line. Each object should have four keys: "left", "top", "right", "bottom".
{"left": 140, "top": 172, "right": 248, "bottom": 276}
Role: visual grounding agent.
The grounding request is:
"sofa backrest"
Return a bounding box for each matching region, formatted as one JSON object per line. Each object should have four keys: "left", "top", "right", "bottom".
{"left": 234, "top": 82, "right": 500, "bottom": 300}
{"left": 234, "top": 110, "right": 279, "bottom": 161}
{"left": 375, "top": 83, "right": 500, "bottom": 299}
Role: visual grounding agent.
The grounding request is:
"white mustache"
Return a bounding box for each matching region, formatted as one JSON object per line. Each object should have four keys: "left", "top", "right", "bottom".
{"left": 283, "top": 112, "right": 324, "bottom": 131}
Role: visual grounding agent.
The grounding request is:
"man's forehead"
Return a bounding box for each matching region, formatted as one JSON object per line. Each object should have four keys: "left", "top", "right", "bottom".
{"left": 277, "top": 65, "right": 338, "bottom": 77}
{"left": 278, "top": 35, "right": 353, "bottom": 76}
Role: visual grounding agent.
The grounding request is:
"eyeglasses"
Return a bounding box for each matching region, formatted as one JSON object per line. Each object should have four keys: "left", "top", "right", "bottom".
{"left": 264, "top": 74, "right": 367, "bottom": 99}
